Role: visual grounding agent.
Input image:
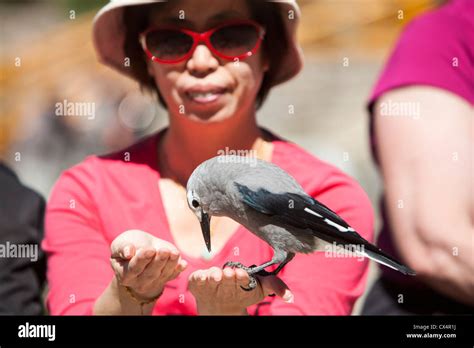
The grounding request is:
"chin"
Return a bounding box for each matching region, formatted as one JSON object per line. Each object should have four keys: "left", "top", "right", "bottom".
{"left": 186, "top": 108, "right": 236, "bottom": 123}
{"left": 180, "top": 99, "right": 239, "bottom": 123}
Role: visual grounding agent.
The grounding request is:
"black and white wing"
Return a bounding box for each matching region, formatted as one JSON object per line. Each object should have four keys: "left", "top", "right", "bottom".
{"left": 235, "top": 183, "right": 415, "bottom": 276}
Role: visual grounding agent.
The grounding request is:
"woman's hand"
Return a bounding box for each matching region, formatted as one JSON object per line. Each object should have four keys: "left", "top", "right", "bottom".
{"left": 110, "top": 229, "right": 187, "bottom": 301}
{"left": 188, "top": 266, "right": 294, "bottom": 315}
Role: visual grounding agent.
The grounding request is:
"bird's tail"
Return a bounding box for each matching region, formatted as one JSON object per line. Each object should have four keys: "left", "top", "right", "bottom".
{"left": 358, "top": 248, "right": 416, "bottom": 276}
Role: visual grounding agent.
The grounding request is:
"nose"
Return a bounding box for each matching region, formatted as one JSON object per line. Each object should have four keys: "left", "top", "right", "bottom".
{"left": 187, "top": 44, "right": 219, "bottom": 77}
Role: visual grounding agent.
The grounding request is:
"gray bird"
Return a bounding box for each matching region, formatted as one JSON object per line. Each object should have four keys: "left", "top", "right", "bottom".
{"left": 186, "top": 155, "right": 415, "bottom": 290}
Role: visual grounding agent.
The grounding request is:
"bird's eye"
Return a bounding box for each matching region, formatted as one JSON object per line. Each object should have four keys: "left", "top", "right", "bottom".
{"left": 191, "top": 199, "right": 200, "bottom": 208}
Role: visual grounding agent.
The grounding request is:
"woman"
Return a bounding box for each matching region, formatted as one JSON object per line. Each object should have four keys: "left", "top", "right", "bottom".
{"left": 362, "top": 0, "right": 473, "bottom": 314}
{"left": 43, "top": 0, "right": 374, "bottom": 315}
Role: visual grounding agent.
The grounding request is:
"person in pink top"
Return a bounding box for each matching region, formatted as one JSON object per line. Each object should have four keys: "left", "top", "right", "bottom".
{"left": 43, "top": 0, "right": 374, "bottom": 315}
{"left": 362, "top": 0, "right": 473, "bottom": 314}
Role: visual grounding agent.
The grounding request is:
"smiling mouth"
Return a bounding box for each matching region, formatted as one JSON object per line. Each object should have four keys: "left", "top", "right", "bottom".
{"left": 185, "top": 89, "right": 228, "bottom": 104}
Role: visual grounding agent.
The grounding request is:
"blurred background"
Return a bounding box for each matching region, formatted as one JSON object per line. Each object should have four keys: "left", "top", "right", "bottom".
{"left": 0, "top": 0, "right": 444, "bottom": 314}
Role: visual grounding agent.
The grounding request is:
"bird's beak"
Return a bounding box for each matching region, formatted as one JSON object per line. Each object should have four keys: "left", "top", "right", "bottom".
{"left": 199, "top": 211, "right": 212, "bottom": 253}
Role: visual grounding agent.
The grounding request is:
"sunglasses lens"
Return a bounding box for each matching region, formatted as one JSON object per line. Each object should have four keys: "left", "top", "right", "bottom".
{"left": 146, "top": 29, "right": 193, "bottom": 61}
{"left": 210, "top": 24, "right": 260, "bottom": 58}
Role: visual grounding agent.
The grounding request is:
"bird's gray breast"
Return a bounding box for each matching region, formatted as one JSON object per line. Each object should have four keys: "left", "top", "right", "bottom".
{"left": 201, "top": 157, "right": 328, "bottom": 253}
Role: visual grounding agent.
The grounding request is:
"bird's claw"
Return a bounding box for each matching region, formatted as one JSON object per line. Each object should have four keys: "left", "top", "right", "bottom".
{"left": 240, "top": 276, "right": 258, "bottom": 291}
{"left": 222, "top": 261, "right": 252, "bottom": 273}
{"left": 222, "top": 261, "right": 272, "bottom": 291}
{"left": 222, "top": 261, "right": 257, "bottom": 290}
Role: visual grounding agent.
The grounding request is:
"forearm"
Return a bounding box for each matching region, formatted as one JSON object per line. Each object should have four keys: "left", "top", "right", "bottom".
{"left": 93, "top": 276, "right": 158, "bottom": 315}
{"left": 386, "top": 191, "right": 474, "bottom": 305}
{"left": 407, "top": 225, "right": 474, "bottom": 305}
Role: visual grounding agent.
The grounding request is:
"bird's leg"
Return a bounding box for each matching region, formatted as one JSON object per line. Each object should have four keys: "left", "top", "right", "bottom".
{"left": 223, "top": 250, "right": 289, "bottom": 291}
{"left": 246, "top": 249, "right": 289, "bottom": 276}
{"left": 266, "top": 252, "right": 295, "bottom": 276}
{"left": 222, "top": 261, "right": 253, "bottom": 273}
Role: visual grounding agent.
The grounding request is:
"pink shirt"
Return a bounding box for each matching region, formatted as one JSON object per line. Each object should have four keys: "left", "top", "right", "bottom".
{"left": 43, "top": 129, "right": 374, "bottom": 315}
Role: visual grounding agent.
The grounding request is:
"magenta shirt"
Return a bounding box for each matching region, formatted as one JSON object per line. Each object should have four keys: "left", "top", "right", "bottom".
{"left": 370, "top": 0, "right": 474, "bottom": 108}
{"left": 368, "top": 0, "right": 474, "bottom": 284}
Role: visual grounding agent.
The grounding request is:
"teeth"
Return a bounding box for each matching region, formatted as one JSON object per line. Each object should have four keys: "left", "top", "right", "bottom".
{"left": 189, "top": 92, "right": 220, "bottom": 98}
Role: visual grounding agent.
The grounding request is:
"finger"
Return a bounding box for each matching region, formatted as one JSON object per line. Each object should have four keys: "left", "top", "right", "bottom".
{"left": 177, "top": 259, "right": 188, "bottom": 272}
{"left": 193, "top": 270, "right": 208, "bottom": 286}
{"left": 111, "top": 243, "right": 136, "bottom": 260}
{"left": 189, "top": 270, "right": 201, "bottom": 284}
{"left": 172, "top": 258, "right": 188, "bottom": 275}
{"left": 208, "top": 267, "right": 223, "bottom": 286}
{"left": 169, "top": 259, "right": 188, "bottom": 280}
{"left": 138, "top": 248, "right": 171, "bottom": 282}
{"left": 159, "top": 249, "right": 181, "bottom": 280}
{"left": 152, "top": 239, "right": 179, "bottom": 254}
{"left": 234, "top": 268, "right": 250, "bottom": 288}
{"left": 188, "top": 270, "right": 206, "bottom": 294}
{"left": 110, "top": 257, "right": 127, "bottom": 281}
{"left": 258, "top": 275, "right": 294, "bottom": 303}
{"left": 221, "top": 267, "right": 236, "bottom": 289}
{"left": 123, "top": 247, "right": 156, "bottom": 281}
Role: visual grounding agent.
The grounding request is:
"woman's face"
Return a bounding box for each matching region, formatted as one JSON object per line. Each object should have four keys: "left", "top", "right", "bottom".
{"left": 145, "top": 0, "right": 268, "bottom": 122}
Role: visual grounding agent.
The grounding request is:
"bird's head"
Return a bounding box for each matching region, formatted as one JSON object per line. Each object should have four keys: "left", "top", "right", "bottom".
{"left": 186, "top": 155, "right": 245, "bottom": 254}
{"left": 186, "top": 180, "right": 212, "bottom": 253}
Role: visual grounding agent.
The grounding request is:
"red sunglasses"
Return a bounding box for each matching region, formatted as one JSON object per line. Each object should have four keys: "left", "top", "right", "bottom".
{"left": 139, "top": 20, "right": 266, "bottom": 64}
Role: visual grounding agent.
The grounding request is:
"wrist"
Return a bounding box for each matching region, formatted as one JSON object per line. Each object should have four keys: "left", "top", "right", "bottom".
{"left": 113, "top": 276, "right": 164, "bottom": 315}
{"left": 124, "top": 285, "right": 164, "bottom": 305}
{"left": 113, "top": 275, "right": 164, "bottom": 302}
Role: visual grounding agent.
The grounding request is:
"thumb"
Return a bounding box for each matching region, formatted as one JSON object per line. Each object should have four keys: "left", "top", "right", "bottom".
{"left": 258, "top": 275, "right": 294, "bottom": 303}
